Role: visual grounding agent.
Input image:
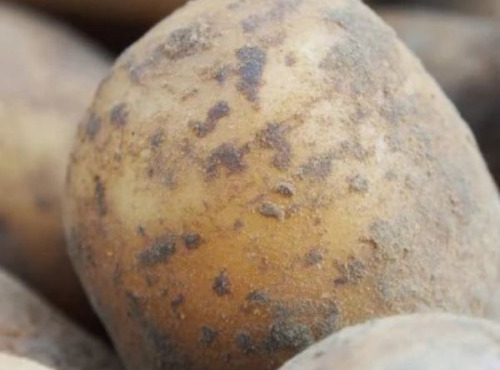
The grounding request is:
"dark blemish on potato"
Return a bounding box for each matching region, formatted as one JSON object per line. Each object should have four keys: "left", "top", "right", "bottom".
{"left": 265, "top": 321, "right": 314, "bottom": 352}
{"left": 214, "top": 65, "right": 232, "bottom": 84}
{"left": 259, "top": 201, "right": 285, "bottom": 221}
{"left": 275, "top": 182, "right": 295, "bottom": 197}
{"left": 138, "top": 233, "right": 177, "bottom": 266}
{"left": 246, "top": 290, "right": 269, "bottom": 304}
{"left": 34, "top": 195, "right": 53, "bottom": 212}
{"left": 199, "top": 325, "right": 218, "bottom": 346}
{"left": 112, "top": 264, "right": 123, "bottom": 286}
{"left": 234, "top": 219, "right": 245, "bottom": 230}
{"left": 171, "top": 294, "right": 185, "bottom": 309}
{"left": 236, "top": 331, "right": 256, "bottom": 354}
{"left": 110, "top": 103, "right": 128, "bottom": 126}
{"left": 300, "top": 153, "right": 334, "bottom": 179}
{"left": 125, "top": 291, "right": 143, "bottom": 322}
{"left": 257, "top": 123, "right": 291, "bottom": 169}
{"left": 189, "top": 101, "right": 230, "bottom": 137}
{"left": 136, "top": 225, "right": 146, "bottom": 237}
{"left": 213, "top": 270, "right": 231, "bottom": 296}
{"left": 348, "top": 175, "right": 369, "bottom": 193}
{"left": 150, "top": 130, "right": 165, "bottom": 148}
{"left": 241, "top": 0, "right": 302, "bottom": 33}
{"left": 163, "top": 23, "right": 213, "bottom": 60}
{"left": 305, "top": 248, "right": 324, "bottom": 266}
{"left": 94, "top": 176, "right": 107, "bottom": 216}
{"left": 339, "top": 140, "right": 368, "bottom": 161}
{"left": 182, "top": 232, "right": 202, "bottom": 250}
{"left": 86, "top": 114, "right": 101, "bottom": 140}
{"left": 145, "top": 274, "right": 159, "bottom": 287}
{"left": 236, "top": 46, "right": 267, "bottom": 102}
{"left": 163, "top": 169, "right": 177, "bottom": 190}
{"left": 334, "top": 257, "right": 365, "bottom": 285}
{"left": 285, "top": 53, "right": 297, "bottom": 66}
{"left": 313, "top": 350, "right": 325, "bottom": 358}
{"left": 205, "top": 143, "right": 248, "bottom": 179}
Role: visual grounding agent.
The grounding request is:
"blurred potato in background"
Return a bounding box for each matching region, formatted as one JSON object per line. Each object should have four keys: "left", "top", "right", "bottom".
{"left": 0, "top": 2, "right": 110, "bottom": 333}
{"left": 381, "top": 8, "right": 500, "bottom": 185}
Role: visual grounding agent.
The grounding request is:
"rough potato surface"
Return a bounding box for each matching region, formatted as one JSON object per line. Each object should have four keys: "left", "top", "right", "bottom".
{"left": 0, "top": 270, "right": 122, "bottom": 370}
{"left": 381, "top": 8, "right": 500, "bottom": 185}
{"left": 65, "top": 0, "right": 500, "bottom": 369}
{"left": 280, "top": 313, "right": 500, "bottom": 370}
{"left": 0, "top": 3, "right": 110, "bottom": 329}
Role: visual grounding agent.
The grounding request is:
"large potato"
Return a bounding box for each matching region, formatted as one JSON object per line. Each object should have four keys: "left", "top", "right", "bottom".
{"left": 64, "top": 0, "right": 500, "bottom": 369}
{"left": 13, "top": 0, "right": 187, "bottom": 24}
{"left": 381, "top": 8, "right": 500, "bottom": 185}
{"left": 0, "top": 269, "right": 121, "bottom": 370}
{"left": 279, "top": 313, "right": 500, "bottom": 370}
{"left": 0, "top": 3, "right": 109, "bottom": 330}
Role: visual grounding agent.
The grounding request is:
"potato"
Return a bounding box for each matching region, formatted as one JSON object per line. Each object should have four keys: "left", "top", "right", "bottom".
{"left": 0, "top": 354, "right": 55, "bottom": 370}
{"left": 15, "top": 0, "right": 186, "bottom": 24}
{"left": 0, "top": 269, "right": 122, "bottom": 370}
{"left": 64, "top": 0, "right": 500, "bottom": 369}
{"left": 0, "top": 3, "right": 110, "bottom": 330}
{"left": 279, "top": 313, "right": 500, "bottom": 370}
{"left": 380, "top": 8, "right": 500, "bottom": 185}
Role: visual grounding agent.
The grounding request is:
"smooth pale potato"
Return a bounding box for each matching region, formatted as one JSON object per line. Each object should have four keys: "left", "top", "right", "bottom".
{"left": 64, "top": 0, "right": 500, "bottom": 369}
{"left": 12, "top": 0, "right": 187, "bottom": 24}
{"left": 380, "top": 8, "right": 500, "bottom": 185}
{"left": 0, "top": 270, "right": 121, "bottom": 370}
{"left": 279, "top": 313, "right": 500, "bottom": 370}
{"left": 0, "top": 3, "right": 109, "bottom": 330}
{"left": 0, "top": 354, "right": 55, "bottom": 370}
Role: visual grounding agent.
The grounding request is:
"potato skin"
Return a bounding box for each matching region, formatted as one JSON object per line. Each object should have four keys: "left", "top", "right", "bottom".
{"left": 0, "top": 3, "right": 109, "bottom": 330}
{"left": 279, "top": 313, "right": 500, "bottom": 370}
{"left": 64, "top": 0, "right": 500, "bottom": 369}
{"left": 0, "top": 269, "right": 122, "bottom": 370}
{"left": 14, "top": 0, "right": 187, "bottom": 24}
{"left": 380, "top": 8, "right": 500, "bottom": 185}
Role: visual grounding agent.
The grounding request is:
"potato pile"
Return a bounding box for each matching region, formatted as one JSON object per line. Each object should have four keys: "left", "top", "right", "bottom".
{"left": 2, "top": 0, "right": 499, "bottom": 369}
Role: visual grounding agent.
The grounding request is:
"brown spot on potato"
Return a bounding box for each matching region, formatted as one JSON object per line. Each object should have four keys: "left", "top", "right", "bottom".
{"left": 246, "top": 290, "right": 270, "bottom": 304}
{"left": 94, "top": 176, "right": 107, "bottom": 216}
{"left": 334, "top": 257, "right": 365, "bottom": 285}
{"left": 236, "top": 46, "right": 266, "bottom": 102}
{"left": 265, "top": 321, "right": 314, "bottom": 352}
{"left": 348, "top": 175, "right": 369, "bottom": 193}
{"left": 213, "top": 270, "right": 231, "bottom": 296}
{"left": 137, "top": 233, "right": 177, "bottom": 266}
{"left": 199, "top": 325, "right": 218, "bottom": 346}
{"left": 285, "top": 53, "right": 297, "bottom": 66}
{"left": 214, "top": 65, "right": 232, "bottom": 84}
{"left": 171, "top": 294, "right": 185, "bottom": 309}
{"left": 86, "top": 114, "right": 101, "bottom": 140}
{"left": 136, "top": 225, "right": 146, "bottom": 236}
{"left": 205, "top": 143, "right": 248, "bottom": 179}
{"left": 110, "top": 103, "right": 128, "bottom": 126}
{"left": 300, "top": 153, "right": 334, "bottom": 179}
{"left": 234, "top": 219, "right": 245, "bottom": 230}
{"left": 305, "top": 248, "right": 324, "bottom": 265}
{"left": 34, "top": 195, "right": 53, "bottom": 211}
{"left": 275, "top": 182, "right": 295, "bottom": 196}
{"left": 182, "top": 232, "right": 202, "bottom": 249}
{"left": 241, "top": 0, "right": 302, "bottom": 33}
{"left": 163, "top": 23, "right": 213, "bottom": 60}
{"left": 257, "top": 123, "right": 292, "bottom": 169}
{"left": 189, "top": 101, "right": 230, "bottom": 137}
{"left": 235, "top": 331, "right": 256, "bottom": 354}
{"left": 150, "top": 130, "right": 165, "bottom": 148}
{"left": 259, "top": 201, "right": 285, "bottom": 221}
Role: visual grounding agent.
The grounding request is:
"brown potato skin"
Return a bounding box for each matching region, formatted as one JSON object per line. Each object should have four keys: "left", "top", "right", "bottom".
{"left": 11, "top": 0, "right": 187, "bottom": 24}
{"left": 0, "top": 269, "right": 122, "bottom": 370}
{"left": 0, "top": 3, "right": 110, "bottom": 331}
{"left": 279, "top": 313, "right": 500, "bottom": 370}
{"left": 380, "top": 8, "right": 500, "bottom": 185}
{"left": 64, "top": 0, "right": 500, "bottom": 369}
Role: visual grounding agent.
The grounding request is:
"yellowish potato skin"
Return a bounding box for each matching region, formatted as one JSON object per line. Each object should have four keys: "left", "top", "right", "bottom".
{"left": 64, "top": 0, "right": 500, "bottom": 369}
{"left": 279, "top": 313, "right": 500, "bottom": 370}
{"left": 0, "top": 270, "right": 122, "bottom": 370}
{"left": 380, "top": 8, "right": 500, "bottom": 185}
{"left": 0, "top": 354, "right": 55, "bottom": 370}
{"left": 0, "top": 3, "right": 110, "bottom": 329}
{"left": 13, "top": 0, "right": 187, "bottom": 23}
